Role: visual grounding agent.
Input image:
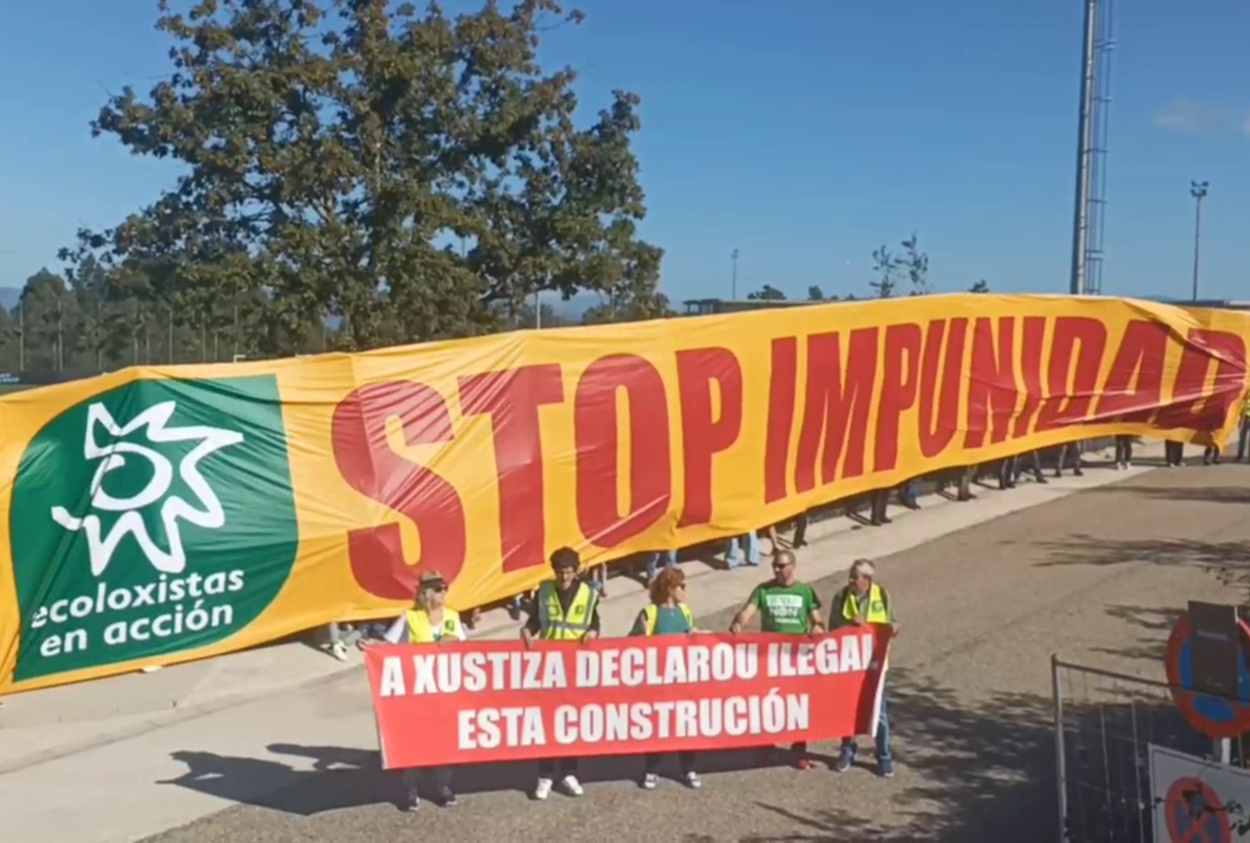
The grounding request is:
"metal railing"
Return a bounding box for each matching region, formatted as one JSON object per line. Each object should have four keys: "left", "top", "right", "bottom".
{"left": 1052, "top": 655, "right": 1248, "bottom": 842}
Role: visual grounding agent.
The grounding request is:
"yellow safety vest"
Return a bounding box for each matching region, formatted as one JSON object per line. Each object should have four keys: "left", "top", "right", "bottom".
{"left": 538, "top": 581, "right": 598, "bottom": 640}
{"left": 839, "top": 583, "right": 891, "bottom": 625}
{"left": 405, "top": 608, "right": 462, "bottom": 644}
{"left": 642, "top": 603, "right": 695, "bottom": 636}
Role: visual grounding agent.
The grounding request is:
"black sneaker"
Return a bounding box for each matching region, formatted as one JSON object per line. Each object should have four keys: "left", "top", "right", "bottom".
{"left": 403, "top": 789, "right": 421, "bottom": 813}
{"left": 438, "top": 784, "right": 457, "bottom": 807}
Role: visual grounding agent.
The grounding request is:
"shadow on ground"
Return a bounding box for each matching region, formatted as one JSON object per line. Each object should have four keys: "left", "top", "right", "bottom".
{"left": 155, "top": 664, "right": 1235, "bottom": 842}
{"left": 1034, "top": 532, "right": 1250, "bottom": 606}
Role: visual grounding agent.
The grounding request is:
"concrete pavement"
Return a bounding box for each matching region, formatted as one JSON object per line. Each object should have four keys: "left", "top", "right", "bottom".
{"left": 4, "top": 440, "right": 1236, "bottom": 842}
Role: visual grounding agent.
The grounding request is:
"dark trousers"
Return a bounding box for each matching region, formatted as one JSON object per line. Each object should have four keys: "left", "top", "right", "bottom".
{"left": 1165, "top": 441, "right": 1184, "bottom": 466}
{"left": 869, "top": 491, "right": 889, "bottom": 525}
{"left": 1203, "top": 444, "right": 1221, "bottom": 465}
{"left": 1055, "top": 442, "right": 1083, "bottom": 475}
{"left": 538, "top": 757, "right": 578, "bottom": 778}
{"left": 644, "top": 751, "right": 696, "bottom": 773}
{"left": 1239, "top": 419, "right": 1250, "bottom": 462}
{"left": 792, "top": 513, "right": 809, "bottom": 547}
{"left": 1114, "top": 435, "right": 1133, "bottom": 464}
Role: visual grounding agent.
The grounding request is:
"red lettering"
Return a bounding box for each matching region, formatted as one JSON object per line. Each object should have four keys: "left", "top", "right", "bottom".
{"left": 1036, "top": 316, "right": 1108, "bottom": 431}
{"left": 794, "top": 328, "right": 879, "bottom": 492}
{"left": 874, "top": 322, "right": 922, "bottom": 473}
{"left": 574, "top": 354, "right": 672, "bottom": 548}
{"left": 1093, "top": 320, "right": 1168, "bottom": 422}
{"left": 918, "top": 318, "right": 968, "bottom": 459}
{"left": 458, "top": 365, "right": 565, "bottom": 574}
{"left": 1156, "top": 329, "right": 1248, "bottom": 430}
{"left": 963, "top": 317, "right": 1018, "bottom": 449}
{"left": 331, "top": 382, "right": 467, "bottom": 600}
{"left": 1011, "top": 316, "right": 1047, "bottom": 439}
{"left": 764, "top": 337, "right": 798, "bottom": 504}
{"left": 675, "top": 348, "right": 743, "bottom": 528}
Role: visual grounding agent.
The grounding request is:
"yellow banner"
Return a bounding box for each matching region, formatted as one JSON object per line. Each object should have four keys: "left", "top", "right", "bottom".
{"left": 1, "top": 294, "right": 1247, "bottom": 694}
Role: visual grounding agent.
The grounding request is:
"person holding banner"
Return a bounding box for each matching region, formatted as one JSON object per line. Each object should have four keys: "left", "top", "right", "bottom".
{"left": 522, "top": 546, "right": 600, "bottom": 801}
{"left": 368, "top": 570, "right": 466, "bottom": 812}
{"left": 728, "top": 549, "right": 824, "bottom": 769}
{"left": 628, "top": 566, "right": 703, "bottom": 790}
{"left": 830, "top": 558, "right": 897, "bottom": 778}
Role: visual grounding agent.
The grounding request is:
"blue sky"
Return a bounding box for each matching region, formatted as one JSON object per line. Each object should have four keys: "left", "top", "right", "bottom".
{"left": 1, "top": 0, "right": 1248, "bottom": 303}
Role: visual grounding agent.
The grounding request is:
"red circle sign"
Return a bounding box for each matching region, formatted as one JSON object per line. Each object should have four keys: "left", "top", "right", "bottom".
{"left": 1163, "top": 777, "right": 1232, "bottom": 843}
{"left": 1164, "top": 613, "right": 1250, "bottom": 739}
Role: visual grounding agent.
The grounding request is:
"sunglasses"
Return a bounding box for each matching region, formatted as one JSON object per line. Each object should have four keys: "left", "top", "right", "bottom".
{"left": 425, "top": 584, "right": 448, "bottom": 593}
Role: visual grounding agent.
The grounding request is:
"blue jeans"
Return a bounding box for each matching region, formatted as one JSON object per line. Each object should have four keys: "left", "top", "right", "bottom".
{"left": 645, "top": 550, "right": 677, "bottom": 579}
{"left": 840, "top": 695, "right": 892, "bottom": 762}
{"left": 726, "top": 532, "right": 761, "bottom": 568}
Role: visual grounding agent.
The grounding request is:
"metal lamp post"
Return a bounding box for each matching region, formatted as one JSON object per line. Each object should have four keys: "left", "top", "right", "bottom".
{"left": 1190, "top": 180, "right": 1208, "bottom": 302}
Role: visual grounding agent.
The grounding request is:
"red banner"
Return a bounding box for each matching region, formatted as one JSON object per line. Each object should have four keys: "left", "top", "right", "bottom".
{"left": 365, "top": 628, "right": 893, "bottom": 769}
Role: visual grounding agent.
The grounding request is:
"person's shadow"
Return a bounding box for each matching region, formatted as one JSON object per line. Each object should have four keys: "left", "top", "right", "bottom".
{"left": 157, "top": 748, "right": 388, "bottom": 815}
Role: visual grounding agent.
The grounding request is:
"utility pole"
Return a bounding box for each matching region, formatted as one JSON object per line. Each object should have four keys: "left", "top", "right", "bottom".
{"left": 17, "top": 301, "right": 24, "bottom": 373}
{"left": 1068, "top": 0, "right": 1099, "bottom": 295}
{"left": 731, "top": 249, "right": 739, "bottom": 300}
{"left": 1190, "top": 180, "right": 1209, "bottom": 302}
{"left": 534, "top": 291, "right": 541, "bottom": 329}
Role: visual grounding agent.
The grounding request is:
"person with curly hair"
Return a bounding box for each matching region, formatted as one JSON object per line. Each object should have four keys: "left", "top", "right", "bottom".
{"left": 629, "top": 566, "right": 702, "bottom": 790}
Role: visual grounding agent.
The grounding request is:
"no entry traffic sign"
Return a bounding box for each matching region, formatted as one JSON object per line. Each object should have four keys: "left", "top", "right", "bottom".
{"left": 1165, "top": 612, "right": 1250, "bottom": 739}
{"left": 1163, "top": 777, "right": 1233, "bottom": 843}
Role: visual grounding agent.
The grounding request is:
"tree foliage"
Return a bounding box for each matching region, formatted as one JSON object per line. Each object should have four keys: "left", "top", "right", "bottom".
{"left": 870, "top": 232, "right": 929, "bottom": 298}
{"left": 746, "top": 284, "right": 786, "bottom": 301}
{"left": 59, "top": 0, "right": 662, "bottom": 357}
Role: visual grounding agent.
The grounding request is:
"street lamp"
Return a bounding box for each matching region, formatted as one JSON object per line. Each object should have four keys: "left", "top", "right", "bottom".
{"left": 731, "top": 249, "right": 739, "bottom": 300}
{"left": 1190, "top": 180, "right": 1209, "bottom": 302}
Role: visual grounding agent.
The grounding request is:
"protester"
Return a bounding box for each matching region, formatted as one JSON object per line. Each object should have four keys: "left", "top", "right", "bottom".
{"left": 726, "top": 530, "right": 761, "bottom": 568}
{"left": 628, "top": 567, "right": 702, "bottom": 790}
{"left": 1165, "top": 439, "right": 1184, "bottom": 467}
{"left": 1239, "top": 393, "right": 1250, "bottom": 462}
{"left": 1054, "top": 441, "right": 1085, "bottom": 477}
{"left": 522, "top": 547, "right": 601, "bottom": 800}
{"left": 641, "top": 549, "right": 677, "bottom": 583}
{"left": 830, "top": 559, "right": 897, "bottom": 778}
{"left": 323, "top": 622, "right": 353, "bottom": 661}
{"left": 1113, "top": 435, "right": 1133, "bottom": 469}
{"left": 363, "top": 570, "right": 465, "bottom": 812}
{"left": 729, "top": 548, "right": 824, "bottom": 769}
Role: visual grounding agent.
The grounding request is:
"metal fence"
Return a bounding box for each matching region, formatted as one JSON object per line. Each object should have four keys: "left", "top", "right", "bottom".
{"left": 1052, "top": 656, "right": 1248, "bottom": 842}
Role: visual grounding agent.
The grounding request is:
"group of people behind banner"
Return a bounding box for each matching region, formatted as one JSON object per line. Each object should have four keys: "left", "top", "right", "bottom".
{"left": 365, "top": 547, "right": 899, "bottom": 814}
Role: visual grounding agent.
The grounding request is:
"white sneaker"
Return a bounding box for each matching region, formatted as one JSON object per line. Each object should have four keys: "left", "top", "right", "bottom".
{"left": 330, "top": 641, "right": 349, "bottom": 662}
{"left": 534, "top": 777, "right": 553, "bottom": 801}
{"left": 684, "top": 770, "right": 702, "bottom": 789}
{"left": 560, "top": 774, "right": 584, "bottom": 797}
{"left": 642, "top": 772, "right": 658, "bottom": 790}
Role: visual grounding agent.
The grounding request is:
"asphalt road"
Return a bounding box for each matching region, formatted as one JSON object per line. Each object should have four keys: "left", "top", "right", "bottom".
{"left": 140, "top": 463, "right": 1250, "bottom": 843}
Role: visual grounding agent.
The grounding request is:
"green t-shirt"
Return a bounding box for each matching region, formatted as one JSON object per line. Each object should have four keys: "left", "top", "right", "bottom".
{"left": 750, "top": 581, "right": 821, "bottom": 634}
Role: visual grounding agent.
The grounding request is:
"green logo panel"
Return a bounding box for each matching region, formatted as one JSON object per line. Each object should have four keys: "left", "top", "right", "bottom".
{"left": 10, "top": 376, "right": 299, "bottom": 681}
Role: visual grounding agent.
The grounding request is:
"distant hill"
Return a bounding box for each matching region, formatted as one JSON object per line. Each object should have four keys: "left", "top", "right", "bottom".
{"left": 0, "top": 288, "right": 18, "bottom": 311}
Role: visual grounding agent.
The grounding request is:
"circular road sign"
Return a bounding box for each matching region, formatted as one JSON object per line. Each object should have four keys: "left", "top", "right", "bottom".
{"left": 1163, "top": 776, "right": 1232, "bottom": 843}
{"left": 1164, "top": 613, "right": 1250, "bottom": 740}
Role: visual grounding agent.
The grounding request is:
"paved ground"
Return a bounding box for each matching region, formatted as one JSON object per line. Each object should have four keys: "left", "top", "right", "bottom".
{"left": 125, "top": 459, "right": 1249, "bottom": 843}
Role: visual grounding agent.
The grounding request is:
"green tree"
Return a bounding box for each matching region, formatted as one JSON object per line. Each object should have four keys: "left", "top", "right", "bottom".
{"left": 969, "top": 279, "right": 990, "bottom": 293}
{"left": 582, "top": 289, "right": 675, "bottom": 324}
{"left": 870, "top": 245, "right": 898, "bottom": 299}
{"left": 747, "top": 284, "right": 786, "bottom": 301}
{"left": 807, "top": 285, "right": 825, "bottom": 301}
{"left": 64, "top": 0, "right": 662, "bottom": 356}
{"left": 899, "top": 232, "right": 930, "bottom": 296}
